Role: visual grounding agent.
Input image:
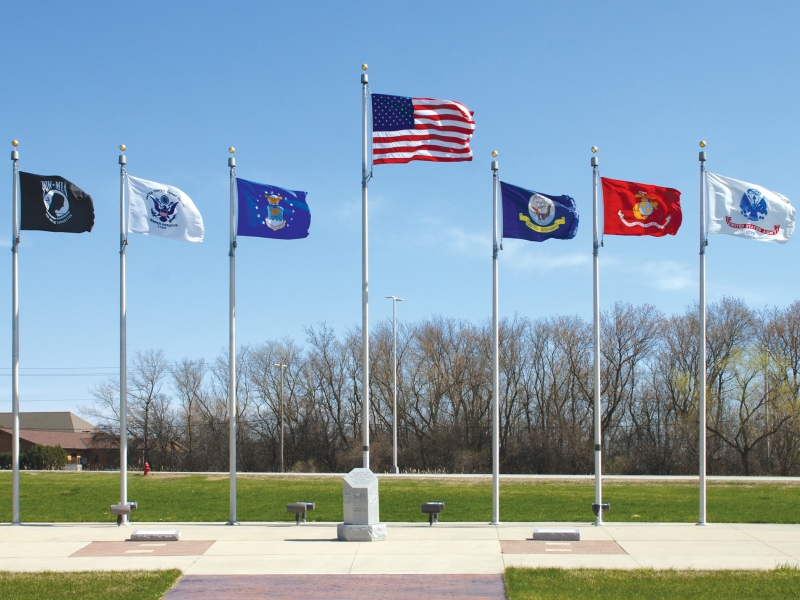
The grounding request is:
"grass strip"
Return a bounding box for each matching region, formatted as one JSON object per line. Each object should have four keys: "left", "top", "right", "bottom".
{"left": 0, "top": 569, "right": 181, "bottom": 600}
{"left": 1, "top": 472, "right": 799, "bottom": 524}
{"left": 504, "top": 566, "right": 800, "bottom": 600}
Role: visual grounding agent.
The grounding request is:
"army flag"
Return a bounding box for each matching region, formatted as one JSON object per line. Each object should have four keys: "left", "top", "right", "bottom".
{"left": 371, "top": 94, "right": 475, "bottom": 164}
{"left": 236, "top": 178, "right": 310, "bottom": 239}
{"left": 127, "top": 175, "right": 204, "bottom": 242}
{"left": 602, "top": 177, "right": 682, "bottom": 236}
{"left": 706, "top": 172, "right": 795, "bottom": 243}
{"left": 19, "top": 172, "right": 94, "bottom": 233}
{"left": 501, "top": 182, "right": 578, "bottom": 242}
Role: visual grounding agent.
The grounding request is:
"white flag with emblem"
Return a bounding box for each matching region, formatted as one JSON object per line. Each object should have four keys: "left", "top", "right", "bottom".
{"left": 127, "top": 175, "right": 204, "bottom": 242}
{"left": 706, "top": 172, "right": 795, "bottom": 244}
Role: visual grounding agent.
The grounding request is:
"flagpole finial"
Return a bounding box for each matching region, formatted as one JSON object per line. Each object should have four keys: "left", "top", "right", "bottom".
{"left": 361, "top": 64, "right": 368, "bottom": 71}
{"left": 119, "top": 144, "right": 126, "bottom": 152}
{"left": 12, "top": 140, "right": 18, "bottom": 147}
{"left": 591, "top": 146, "right": 597, "bottom": 154}
{"left": 491, "top": 150, "right": 498, "bottom": 157}
{"left": 229, "top": 147, "right": 235, "bottom": 154}
{"left": 699, "top": 140, "right": 706, "bottom": 148}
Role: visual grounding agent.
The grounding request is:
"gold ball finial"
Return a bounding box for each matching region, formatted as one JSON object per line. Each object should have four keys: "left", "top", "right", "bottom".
{"left": 229, "top": 147, "right": 235, "bottom": 154}
{"left": 12, "top": 140, "right": 19, "bottom": 147}
{"left": 119, "top": 144, "right": 126, "bottom": 152}
{"left": 591, "top": 146, "right": 598, "bottom": 154}
{"left": 699, "top": 140, "right": 706, "bottom": 148}
{"left": 361, "top": 64, "right": 368, "bottom": 71}
{"left": 491, "top": 150, "right": 498, "bottom": 157}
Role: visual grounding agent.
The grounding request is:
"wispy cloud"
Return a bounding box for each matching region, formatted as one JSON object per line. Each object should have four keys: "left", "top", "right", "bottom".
{"left": 641, "top": 260, "right": 694, "bottom": 290}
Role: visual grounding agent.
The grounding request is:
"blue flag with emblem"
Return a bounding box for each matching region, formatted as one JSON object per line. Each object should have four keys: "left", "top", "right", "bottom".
{"left": 501, "top": 182, "right": 578, "bottom": 242}
{"left": 236, "top": 178, "right": 310, "bottom": 239}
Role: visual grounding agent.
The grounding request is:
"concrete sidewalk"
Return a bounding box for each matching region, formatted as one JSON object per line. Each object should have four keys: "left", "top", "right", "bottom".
{"left": 1, "top": 521, "right": 798, "bottom": 574}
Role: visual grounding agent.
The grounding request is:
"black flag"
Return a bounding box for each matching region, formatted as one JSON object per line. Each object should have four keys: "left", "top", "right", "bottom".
{"left": 20, "top": 172, "right": 95, "bottom": 233}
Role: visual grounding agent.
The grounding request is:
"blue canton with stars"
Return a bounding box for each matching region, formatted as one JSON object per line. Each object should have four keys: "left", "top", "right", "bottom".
{"left": 236, "top": 178, "right": 310, "bottom": 240}
{"left": 372, "top": 94, "right": 414, "bottom": 131}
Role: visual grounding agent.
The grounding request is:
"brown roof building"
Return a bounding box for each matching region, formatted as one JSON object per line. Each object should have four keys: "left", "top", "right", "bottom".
{"left": 0, "top": 412, "right": 114, "bottom": 469}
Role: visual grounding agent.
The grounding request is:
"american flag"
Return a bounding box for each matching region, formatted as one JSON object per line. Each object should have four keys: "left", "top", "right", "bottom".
{"left": 371, "top": 94, "right": 475, "bottom": 165}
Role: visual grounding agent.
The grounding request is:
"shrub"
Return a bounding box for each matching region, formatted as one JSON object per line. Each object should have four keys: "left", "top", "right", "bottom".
{"left": 21, "top": 444, "right": 68, "bottom": 470}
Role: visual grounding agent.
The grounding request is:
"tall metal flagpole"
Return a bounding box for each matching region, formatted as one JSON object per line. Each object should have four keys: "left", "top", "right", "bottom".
{"left": 698, "top": 141, "right": 708, "bottom": 526}
{"left": 361, "top": 64, "right": 370, "bottom": 469}
{"left": 119, "top": 145, "right": 129, "bottom": 525}
{"left": 11, "top": 140, "right": 20, "bottom": 525}
{"left": 591, "top": 147, "right": 603, "bottom": 526}
{"left": 491, "top": 151, "right": 500, "bottom": 525}
{"left": 228, "top": 147, "right": 238, "bottom": 525}
{"left": 386, "top": 296, "right": 403, "bottom": 474}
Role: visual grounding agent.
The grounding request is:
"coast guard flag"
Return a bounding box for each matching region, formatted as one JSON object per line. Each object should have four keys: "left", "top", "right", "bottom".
{"left": 706, "top": 172, "right": 795, "bottom": 243}
{"left": 236, "top": 178, "right": 310, "bottom": 239}
{"left": 127, "top": 175, "right": 204, "bottom": 242}
{"left": 501, "top": 182, "right": 579, "bottom": 242}
{"left": 371, "top": 93, "right": 475, "bottom": 165}
{"left": 602, "top": 177, "right": 682, "bottom": 237}
{"left": 19, "top": 172, "right": 95, "bottom": 233}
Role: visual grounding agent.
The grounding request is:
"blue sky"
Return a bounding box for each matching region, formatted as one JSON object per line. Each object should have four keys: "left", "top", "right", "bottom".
{"left": 2, "top": 1, "right": 799, "bottom": 417}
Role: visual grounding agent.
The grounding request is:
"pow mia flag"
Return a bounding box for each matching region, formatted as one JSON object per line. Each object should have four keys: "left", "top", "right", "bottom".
{"left": 19, "top": 172, "right": 95, "bottom": 233}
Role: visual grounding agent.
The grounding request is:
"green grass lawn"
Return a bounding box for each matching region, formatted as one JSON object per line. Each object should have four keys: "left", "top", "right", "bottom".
{"left": 0, "top": 472, "right": 798, "bottom": 524}
{"left": 504, "top": 566, "right": 800, "bottom": 599}
{"left": 0, "top": 570, "right": 181, "bottom": 600}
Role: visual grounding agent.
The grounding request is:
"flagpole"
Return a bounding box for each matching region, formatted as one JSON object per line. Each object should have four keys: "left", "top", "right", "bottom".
{"left": 228, "top": 147, "right": 238, "bottom": 525}
{"left": 119, "top": 145, "right": 129, "bottom": 525}
{"left": 591, "top": 147, "right": 603, "bottom": 526}
{"left": 361, "top": 64, "right": 370, "bottom": 470}
{"left": 491, "top": 151, "right": 500, "bottom": 525}
{"left": 10, "top": 140, "right": 20, "bottom": 525}
{"left": 698, "top": 141, "right": 708, "bottom": 526}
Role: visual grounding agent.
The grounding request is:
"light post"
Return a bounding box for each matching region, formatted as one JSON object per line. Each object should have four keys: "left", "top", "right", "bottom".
{"left": 273, "top": 362, "right": 288, "bottom": 472}
{"left": 385, "top": 296, "right": 403, "bottom": 474}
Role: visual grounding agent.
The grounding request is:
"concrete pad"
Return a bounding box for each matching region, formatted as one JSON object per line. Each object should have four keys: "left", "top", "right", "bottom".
{"left": 355, "top": 539, "right": 501, "bottom": 556}
{"left": 607, "top": 523, "right": 755, "bottom": 541}
{"left": 0, "top": 541, "right": 88, "bottom": 558}
{"left": 204, "top": 540, "right": 355, "bottom": 556}
{"left": 762, "top": 541, "right": 800, "bottom": 559}
{"left": 350, "top": 552, "right": 504, "bottom": 575}
{"left": 503, "top": 553, "right": 642, "bottom": 569}
{"left": 185, "top": 553, "right": 357, "bottom": 575}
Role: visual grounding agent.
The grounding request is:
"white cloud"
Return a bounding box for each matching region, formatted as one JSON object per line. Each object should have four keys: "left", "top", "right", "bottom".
{"left": 641, "top": 260, "right": 694, "bottom": 290}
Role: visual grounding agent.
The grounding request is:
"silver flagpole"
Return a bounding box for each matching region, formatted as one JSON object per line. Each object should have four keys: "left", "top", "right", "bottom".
{"left": 119, "top": 145, "right": 129, "bottom": 525}
{"left": 591, "top": 147, "right": 603, "bottom": 526}
{"left": 11, "top": 140, "right": 20, "bottom": 525}
{"left": 491, "top": 151, "right": 500, "bottom": 525}
{"left": 228, "top": 147, "right": 238, "bottom": 525}
{"left": 361, "top": 65, "right": 370, "bottom": 469}
{"left": 698, "top": 141, "right": 708, "bottom": 526}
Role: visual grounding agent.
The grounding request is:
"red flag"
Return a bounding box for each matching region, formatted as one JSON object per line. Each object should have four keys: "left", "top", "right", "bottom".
{"left": 602, "top": 177, "right": 682, "bottom": 236}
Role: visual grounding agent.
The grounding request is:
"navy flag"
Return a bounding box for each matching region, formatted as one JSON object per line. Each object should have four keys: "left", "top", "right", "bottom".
{"left": 19, "top": 172, "right": 95, "bottom": 233}
{"left": 236, "top": 178, "right": 310, "bottom": 239}
{"left": 501, "top": 182, "right": 578, "bottom": 242}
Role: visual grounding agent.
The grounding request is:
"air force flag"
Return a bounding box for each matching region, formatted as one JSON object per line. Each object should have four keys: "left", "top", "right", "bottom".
{"left": 236, "top": 178, "right": 310, "bottom": 240}
{"left": 127, "top": 175, "right": 204, "bottom": 243}
{"left": 706, "top": 172, "right": 795, "bottom": 244}
{"left": 501, "top": 182, "right": 579, "bottom": 242}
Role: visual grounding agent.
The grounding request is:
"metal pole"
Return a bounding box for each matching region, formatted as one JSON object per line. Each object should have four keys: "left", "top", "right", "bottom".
{"left": 119, "top": 146, "right": 129, "bottom": 525}
{"left": 591, "top": 149, "right": 603, "bottom": 526}
{"left": 361, "top": 65, "right": 370, "bottom": 470}
{"left": 491, "top": 153, "right": 500, "bottom": 525}
{"left": 698, "top": 143, "right": 707, "bottom": 526}
{"left": 228, "top": 148, "right": 238, "bottom": 525}
{"left": 274, "top": 362, "right": 287, "bottom": 473}
{"left": 10, "top": 141, "right": 20, "bottom": 525}
{"left": 386, "top": 296, "right": 403, "bottom": 473}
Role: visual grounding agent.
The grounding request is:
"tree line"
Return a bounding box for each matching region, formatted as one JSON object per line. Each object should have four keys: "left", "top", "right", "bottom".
{"left": 84, "top": 297, "right": 800, "bottom": 476}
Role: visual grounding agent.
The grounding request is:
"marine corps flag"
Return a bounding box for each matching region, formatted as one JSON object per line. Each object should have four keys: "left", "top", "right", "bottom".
{"left": 602, "top": 177, "right": 682, "bottom": 236}
{"left": 19, "top": 172, "right": 95, "bottom": 233}
{"left": 501, "top": 182, "right": 579, "bottom": 242}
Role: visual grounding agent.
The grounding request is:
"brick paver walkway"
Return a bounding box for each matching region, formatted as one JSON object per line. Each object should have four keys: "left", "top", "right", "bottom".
{"left": 163, "top": 574, "right": 507, "bottom": 599}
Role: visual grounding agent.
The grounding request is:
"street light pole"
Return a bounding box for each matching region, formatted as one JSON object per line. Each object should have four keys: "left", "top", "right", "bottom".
{"left": 385, "top": 296, "right": 403, "bottom": 474}
{"left": 273, "top": 362, "right": 288, "bottom": 473}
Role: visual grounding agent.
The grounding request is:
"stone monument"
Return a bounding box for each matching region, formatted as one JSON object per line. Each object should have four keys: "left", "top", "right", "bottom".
{"left": 337, "top": 467, "right": 386, "bottom": 541}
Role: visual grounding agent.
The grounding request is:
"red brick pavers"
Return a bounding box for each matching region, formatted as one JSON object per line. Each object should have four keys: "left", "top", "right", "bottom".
{"left": 163, "top": 574, "right": 507, "bottom": 599}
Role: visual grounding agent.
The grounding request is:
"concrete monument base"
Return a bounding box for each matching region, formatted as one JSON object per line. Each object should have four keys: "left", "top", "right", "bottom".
{"left": 337, "top": 523, "right": 387, "bottom": 542}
